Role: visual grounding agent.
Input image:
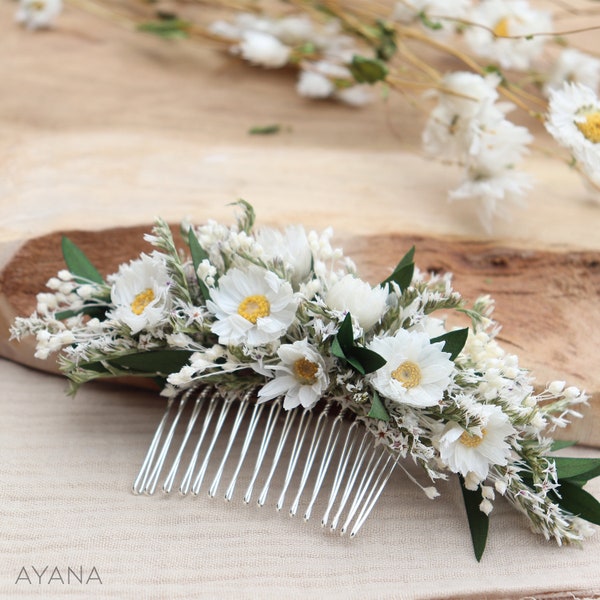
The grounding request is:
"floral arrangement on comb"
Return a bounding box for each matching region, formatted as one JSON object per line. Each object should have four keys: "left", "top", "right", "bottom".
{"left": 10, "top": 202, "right": 600, "bottom": 560}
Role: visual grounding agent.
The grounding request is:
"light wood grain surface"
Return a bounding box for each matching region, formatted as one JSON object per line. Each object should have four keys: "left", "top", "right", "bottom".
{"left": 1, "top": 1, "right": 600, "bottom": 597}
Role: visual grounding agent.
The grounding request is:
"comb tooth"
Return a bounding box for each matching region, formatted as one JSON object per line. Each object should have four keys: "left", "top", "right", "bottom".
{"left": 224, "top": 401, "right": 265, "bottom": 502}
{"left": 163, "top": 388, "right": 210, "bottom": 494}
{"left": 179, "top": 392, "right": 220, "bottom": 495}
{"left": 133, "top": 397, "right": 175, "bottom": 495}
{"left": 275, "top": 408, "right": 313, "bottom": 511}
{"left": 243, "top": 400, "right": 282, "bottom": 504}
{"left": 289, "top": 403, "right": 333, "bottom": 518}
{"left": 320, "top": 421, "right": 359, "bottom": 527}
{"left": 304, "top": 413, "right": 350, "bottom": 524}
{"left": 340, "top": 447, "right": 386, "bottom": 535}
{"left": 330, "top": 432, "right": 371, "bottom": 531}
{"left": 146, "top": 391, "right": 192, "bottom": 495}
{"left": 191, "top": 396, "right": 234, "bottom": 495}
{"left": 349, "top": 455, "right": 397, "bottom": 538}
{"left": 257, "top": 408, "right": 299, "bottom": 507}
{"left": 208, "top": 393, "right": 252, "bottom": 498}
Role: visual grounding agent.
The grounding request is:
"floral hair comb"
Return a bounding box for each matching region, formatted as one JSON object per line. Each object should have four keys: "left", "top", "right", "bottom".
{"left": 10, "top": 202, "right": 600, "bottom": 560}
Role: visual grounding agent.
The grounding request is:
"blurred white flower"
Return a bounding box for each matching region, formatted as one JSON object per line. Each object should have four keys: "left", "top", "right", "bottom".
{"left": 464, "top": 0, "right": 552, "bottom": 71}
{"left": 423, "top": 72, "right": 501, "bottom": 160}
{"left": 16, "top": 0, "right": 62, "bottom": 30}
{"left": 297, "top": 70, "right": 336, "bottom": 99}
{"left": 449, "top": 169, "right": 533, "bottom": 233}
{"left": 393, "top": 0, "right": 472, "bottom": 34}
{"left": 335, "top": 85, "right": 372, "bottom": 107}
{"left": 238, "top": 30, "right": 291, "bottom": 68}
{"left": 544, "top": 49, "right": 600, "bottom": 96}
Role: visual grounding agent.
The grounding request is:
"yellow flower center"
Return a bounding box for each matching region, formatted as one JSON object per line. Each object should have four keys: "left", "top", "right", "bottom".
{"left": 293, "top": 358, "right": 319, "bottom": 385}
{"left": 493, "top": 18, "right": 509, "bottom": 37}
{"left": 576, "top": 111, "right": 600, "bottom": 143}
{"left": 131, "top": 288, "right": 155, "bottom": 315}
{"left": 237, "top": 294, "right": 270, "bottom": 324}
{"left": 391, "top": 360, "right": 422, "bottom": 389}
{"left": 30, "top": 1, "right": 46, "bottom": 10}
{"left": 459, "top": 428, "right": 487, "bottom": 448}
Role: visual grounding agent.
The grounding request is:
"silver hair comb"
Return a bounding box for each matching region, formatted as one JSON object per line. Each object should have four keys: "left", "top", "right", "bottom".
{"left": 133, "top": 387, "right": 397, "bottom": 537}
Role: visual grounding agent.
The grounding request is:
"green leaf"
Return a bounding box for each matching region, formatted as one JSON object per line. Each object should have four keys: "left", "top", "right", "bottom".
{"left": 248, "top": 124, "right": 281, "bottom": 135}
{"left": 348, "top": 346, "right": 386, "bottom": 374}
{"left": 61, "top": 237, "right": 104, "bottom": 284}
{"left": 374, "top": 19, "right": 397, "bottom": 61}
{"left": 430, "top": 328, "right": 469, "bottom": 361}
{"left": 334, "top": 312, "right": 355, "bottom": 352}
{"left": 459, "top": 476, "right": 489, "bottom": 562}
{"left": 554, "top": 457, "right": 600, "bottom": 483}
{"left": 187, "top": 229, "right": 211, "bottom": 301}
{"left": 381, "top": 246, "right": 415, "bottom": 290}
{"left": 344, "top": 354, "right": 366, "bottom": 375}
{"left": 80, "top": 350, "right": 194, "bottom": 378}
{"left": 330, "top": 313, "right": 386, "bottom": 375}
{"left": 55, "top": 305, "right": 107, "bottom": 321}
{"left": 367, "top": 390, "right": 390, "bottom": 422}
{"left": 551, "top": 440, "right": 578, "bottom": 452}
{"left": 348, "top": 55, "right": 388, "bottom": 84}
{"left": 110, "top": 350, "right": 194, "bottom": 375}
{"left": 555, "top": 480, "right": 600, "bottom": 525}
{"left": 137, "top": 19, "right": 190, "bottom": 39}
{"left": 330, "top": 336, "right": 345, "bottom": 361}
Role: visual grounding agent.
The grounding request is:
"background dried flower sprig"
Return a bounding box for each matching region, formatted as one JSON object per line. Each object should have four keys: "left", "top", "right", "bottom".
{"left": 14, "top": 0, "right": 600, "bottom": 231}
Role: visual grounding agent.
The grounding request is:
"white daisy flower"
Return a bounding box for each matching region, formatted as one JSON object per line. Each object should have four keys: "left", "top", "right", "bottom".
{"left": 207, "top": 266, "right": 297, "bottom": 346}
{"left": 257, "top": 339, "right": 329, "bottom": 409}
{"left": 544, "top": 49, "right": 600, "bottom": 96}
{"left": 255, "top": 225, "right": 313, "bottom": 286}
{"left": 367, "top": 329, "right": 454, "bottom": 408}
{"left": 109, "top": 253, "right": 171, "bottom": 335}
{"left": 437, "top": 403, "right": 516, "bottom": 481}
{"left": 16, "top": 0, "right": 62, "bottom": 30}
{"left": 238, "top": 30, "right": 291, "bottom": 68}
{"left": 545, "top": 83, "right": 600, "bottom": 192}
{"left": 464, "top": 0, "right": 552, "bottom": 71}
{"left": 325, "top": 275, "right": 388, "bottom": 332}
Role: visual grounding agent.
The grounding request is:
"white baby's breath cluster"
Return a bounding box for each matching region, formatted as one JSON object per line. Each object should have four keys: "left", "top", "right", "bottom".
{"left": 10, "top": 202, "right": 596, "bottom": 551}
